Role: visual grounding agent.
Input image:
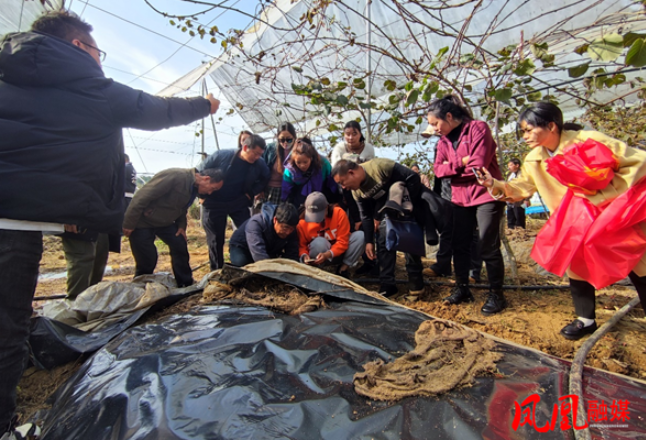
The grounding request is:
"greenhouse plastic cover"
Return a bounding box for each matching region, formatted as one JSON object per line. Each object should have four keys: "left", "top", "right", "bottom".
{"left": 38, "top": 266, "right": 646, "bottom": 439}
{"left": 158, "top": 0, "right": 646, "bottom": 142}
{"left": 0, "top": 0, "right": 62, "bottom": 35}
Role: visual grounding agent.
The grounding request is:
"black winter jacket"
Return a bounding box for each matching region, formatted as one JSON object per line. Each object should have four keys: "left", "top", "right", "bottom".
{"left": 229, "top": 210, "right": 299, "bottom": 262}
{"left": 0, "top": 31, "right": 211, "bottom": 233}
{"left": 198, "top": 148, "right": 269, "bottom": 208}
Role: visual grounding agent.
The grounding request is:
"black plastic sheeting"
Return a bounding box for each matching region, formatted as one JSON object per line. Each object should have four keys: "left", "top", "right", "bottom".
{"left": 39, "top": 298, "right": 646, "bottom": 439}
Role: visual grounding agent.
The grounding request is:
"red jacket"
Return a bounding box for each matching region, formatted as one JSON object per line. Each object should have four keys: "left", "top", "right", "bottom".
{"left": 434, "top": 119, "right": 503, "bottom": 207}
{"left": 297, "top": 206, "right": 350, "bottom": 259}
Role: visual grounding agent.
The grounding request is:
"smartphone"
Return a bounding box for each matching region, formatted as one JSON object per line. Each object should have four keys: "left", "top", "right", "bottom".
{"left": 472, "top": 167, "right": 482, "bottom": 179}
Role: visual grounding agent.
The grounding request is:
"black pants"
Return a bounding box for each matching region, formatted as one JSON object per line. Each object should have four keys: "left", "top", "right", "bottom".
{"left": 452, "top": 202, "right": 505, "bottom": 288}
{"left": 571, "top": 273, "right": 646, "bottom": 319}
{"left": 0, "top": 230, "right": 42, "bottom": 433}
{"left": 507, "top": 204, "right": 526, "bottom": 229}
{"left": 432, "top": 204, "right": 482, "bottom": 277}
{"left": 202, "top": 200, "right": 251, "bottom": 270}
{"left": 129, "top": 225, "right": 194, "bottom": 287}
{"left": 376, "top": 220, "right": 423, "bottom": 285}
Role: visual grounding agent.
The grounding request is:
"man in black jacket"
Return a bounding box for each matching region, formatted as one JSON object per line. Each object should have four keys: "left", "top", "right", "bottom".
{"left": 199, "top": 134, "right": 270, "bottom": 270}
{"left": 229, "top": 203, "right": 300, "bottom": 266}
{"left": 333, "top": 158, "right": 447, "bottom": 297}
{"left": 0, "top": 11, "right": 221, "bottom": 436}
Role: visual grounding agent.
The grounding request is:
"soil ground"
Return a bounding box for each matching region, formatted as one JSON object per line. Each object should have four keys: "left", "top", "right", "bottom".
{"left": 17, "top": 217, "right": 646, "bottom": 424}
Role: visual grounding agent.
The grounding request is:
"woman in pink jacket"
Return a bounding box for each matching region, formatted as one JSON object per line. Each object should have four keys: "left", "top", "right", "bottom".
{"left": 429, "top": 95, "right": 506, "bottom": 315}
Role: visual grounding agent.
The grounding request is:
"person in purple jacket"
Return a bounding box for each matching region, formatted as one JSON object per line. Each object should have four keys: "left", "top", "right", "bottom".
{"left": 427, "top": 95, "right": 506, "bottom": 315}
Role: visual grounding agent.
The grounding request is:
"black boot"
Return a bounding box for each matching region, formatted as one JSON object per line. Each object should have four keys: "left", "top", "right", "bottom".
{"left": 481, "top": 289, "right": 507, "bottom": 315}
{"left": 443, "top": 283, "right": 474, "bottom": 305}
{"left": 379, "top": 284, "right": 398, "bottom": 297}
{"left": 408, "top": 275, "right": 425, "bottom": 296}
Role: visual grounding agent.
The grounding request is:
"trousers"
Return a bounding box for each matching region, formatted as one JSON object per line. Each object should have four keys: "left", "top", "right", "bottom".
{"left": 129, "top": 224, "right": 194, "bottom": 287}
{"left": 0, "top": 230, "right": 43, "bottom": 433}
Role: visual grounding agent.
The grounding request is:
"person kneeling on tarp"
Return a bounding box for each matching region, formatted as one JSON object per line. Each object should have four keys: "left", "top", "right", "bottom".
{"left": 477, "top": 101, "right": 646, "bottom": 340}
{"left": 229, "top": 202, "right": 300, "bottom": 266}
{"left": 123, "top": 168, "right": 224, "bottom": 287}
{"left": 297, "top": 192, "right": 365, "bottom": 278}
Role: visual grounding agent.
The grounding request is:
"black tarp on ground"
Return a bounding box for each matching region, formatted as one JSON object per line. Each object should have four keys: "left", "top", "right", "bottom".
{"left": 39, "top": 298, "right": 646, "bottom": 440}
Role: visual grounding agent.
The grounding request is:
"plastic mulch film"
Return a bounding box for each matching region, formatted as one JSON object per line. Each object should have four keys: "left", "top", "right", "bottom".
{"left": 39, "top": 298, "right": 646, "bottom": 439}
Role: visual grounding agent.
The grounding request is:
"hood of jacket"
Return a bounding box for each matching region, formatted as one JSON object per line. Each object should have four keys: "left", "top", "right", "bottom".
{"left": 0, "top": 31, "right": 105, "bottom": 87}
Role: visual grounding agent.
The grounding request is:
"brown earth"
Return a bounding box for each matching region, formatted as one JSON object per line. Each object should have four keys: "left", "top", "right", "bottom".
{"left": 17, "top": 218, "right": 646, "bottom": 424}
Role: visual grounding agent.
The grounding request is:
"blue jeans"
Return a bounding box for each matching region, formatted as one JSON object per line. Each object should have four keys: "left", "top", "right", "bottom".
{"left": 0, "top": 230, "right": 43, "bottom": 432}
{"left": 229, "top": 245, "right": 254, "bottom": 267}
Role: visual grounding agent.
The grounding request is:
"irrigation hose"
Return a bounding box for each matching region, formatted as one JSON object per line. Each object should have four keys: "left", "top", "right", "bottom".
{"left": 353, "top": 278, "right": 570, "bottom": 290}
{"left": 569, "top": 296, "right": 641, "bottom": 440}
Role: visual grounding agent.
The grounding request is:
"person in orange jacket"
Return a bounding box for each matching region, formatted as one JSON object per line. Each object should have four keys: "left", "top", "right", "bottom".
{"left": 297, "top": 192, "right": 365, "bottom": 278}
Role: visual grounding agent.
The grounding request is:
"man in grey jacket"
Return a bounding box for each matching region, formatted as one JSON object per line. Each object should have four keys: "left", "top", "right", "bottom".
{"left": 123, "top": 168, "right": 224, "bottom": 287}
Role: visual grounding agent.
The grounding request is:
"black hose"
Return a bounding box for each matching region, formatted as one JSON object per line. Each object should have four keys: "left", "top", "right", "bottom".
{"left": 352, "top": 278, "right": 570, "bottom": 290}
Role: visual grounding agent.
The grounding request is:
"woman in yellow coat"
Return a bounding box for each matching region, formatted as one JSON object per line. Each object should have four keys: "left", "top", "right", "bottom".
{"left": 478, "top": 102, "right": 646, "bottom": 340}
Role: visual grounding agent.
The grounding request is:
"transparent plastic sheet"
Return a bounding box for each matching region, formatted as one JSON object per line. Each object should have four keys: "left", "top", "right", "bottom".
{"left": 38, "top": 268, "right": 646, "bottom": 439}
{"left": 29, "top": 274, "right": 212, "bottom": 369}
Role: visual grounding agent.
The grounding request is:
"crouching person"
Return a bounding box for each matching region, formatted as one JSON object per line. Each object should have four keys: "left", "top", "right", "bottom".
{"left": 229, "top": 202, "right": 300, "bottom": 266}
{"left": 332, "top": 159, "right": 430, "bottom": 297}
{"left": 123, "top": 168, "right": 224, "bottom": 287}
{"left": 297, "top": 192, "right": 365, "bottom": 278}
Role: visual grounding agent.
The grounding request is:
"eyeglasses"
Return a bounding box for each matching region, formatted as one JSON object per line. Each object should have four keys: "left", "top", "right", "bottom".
{"left": 79, "top": 40, "right": 107, "bottom": 62}
{"left": 278, "top": 137, "right": 294, "bottom": 144}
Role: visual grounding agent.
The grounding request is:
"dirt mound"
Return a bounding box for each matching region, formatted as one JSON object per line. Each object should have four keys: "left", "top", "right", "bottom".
{"left": 354, "top": 319, "right": 501, "bottom": 401}
{"left": 202, "top": 278, "right": 326, "bottom": 315}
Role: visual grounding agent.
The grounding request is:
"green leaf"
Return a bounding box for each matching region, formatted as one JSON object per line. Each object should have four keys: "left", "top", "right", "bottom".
{"left": 527, "top": 91, "right": 542, "bottom": 101}
{"left": 384, "top": 79, "right": 397, "bottom": 91}
{"left": 436, "top": 46, "right": 449, "bottom": 57}
{"left": 588, "top": 33, "right": 624, "bottom": 62}
{"left": 568, "top": 62, "right": 590, "bottom": 78}
{"left": 292, "top": 66, "right": 303, "bottom": 73}
{"left": 336, "top": 94, "right": 349, "bottom": 106}
{"left": 574, "top": 43, "right": 589, "bottom": 55}
{"left": 623, "top": 32, "right": 646, "bottom": 47}
{"left": 459, "top": 53, "right": 475, "bottom": 64}
{"left": 404, "top": 81, "right": 414, "bottom": 92}
{"left": 626, "top": 38, "right": 646, "bottom": 67}
{"left": 406, "top": 89, "right": 419, "bottom": 107}
{"left": 494, "top": 88, "right": 512, "bottom": 103}
{"left": 530, "top": 42, "right": 548, "bottom": 59}
{"left": 321, "top": 77, "right": 331, "bottom": 86}
{"left": 329, "top": 123, "right": 339, "bottom": 131}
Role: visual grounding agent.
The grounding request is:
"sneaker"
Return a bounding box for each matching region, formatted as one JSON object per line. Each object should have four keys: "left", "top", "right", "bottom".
{"left": 443, "top": 284, "right": 474, "bottom": 305}
{"left": 560, "top": 319, "right": 598, "bottom": 340}
{"left": 378, "top": 284, "right": 398, "bottom": 297}
{"left": 0, "top": 423, "right": 41, "bottom": 440}
{"left": 480, "top": 289, "right": 507, "bottom": 315}
{"left": 408, "top": 276, "right": 425, "bottom": 296}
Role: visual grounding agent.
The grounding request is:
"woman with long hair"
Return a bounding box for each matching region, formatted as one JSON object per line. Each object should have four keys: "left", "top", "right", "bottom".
{"left": 478, "top": 101, "right": 646, "bottom": 340}
{"left": 257, "top": 122, "right": 297, "bottom": 212}
{"left": 282, "top": 137, "right": 338, "bottom": 208}
{"left": 428, "top": 95, "right": 506, "bottom": 315}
